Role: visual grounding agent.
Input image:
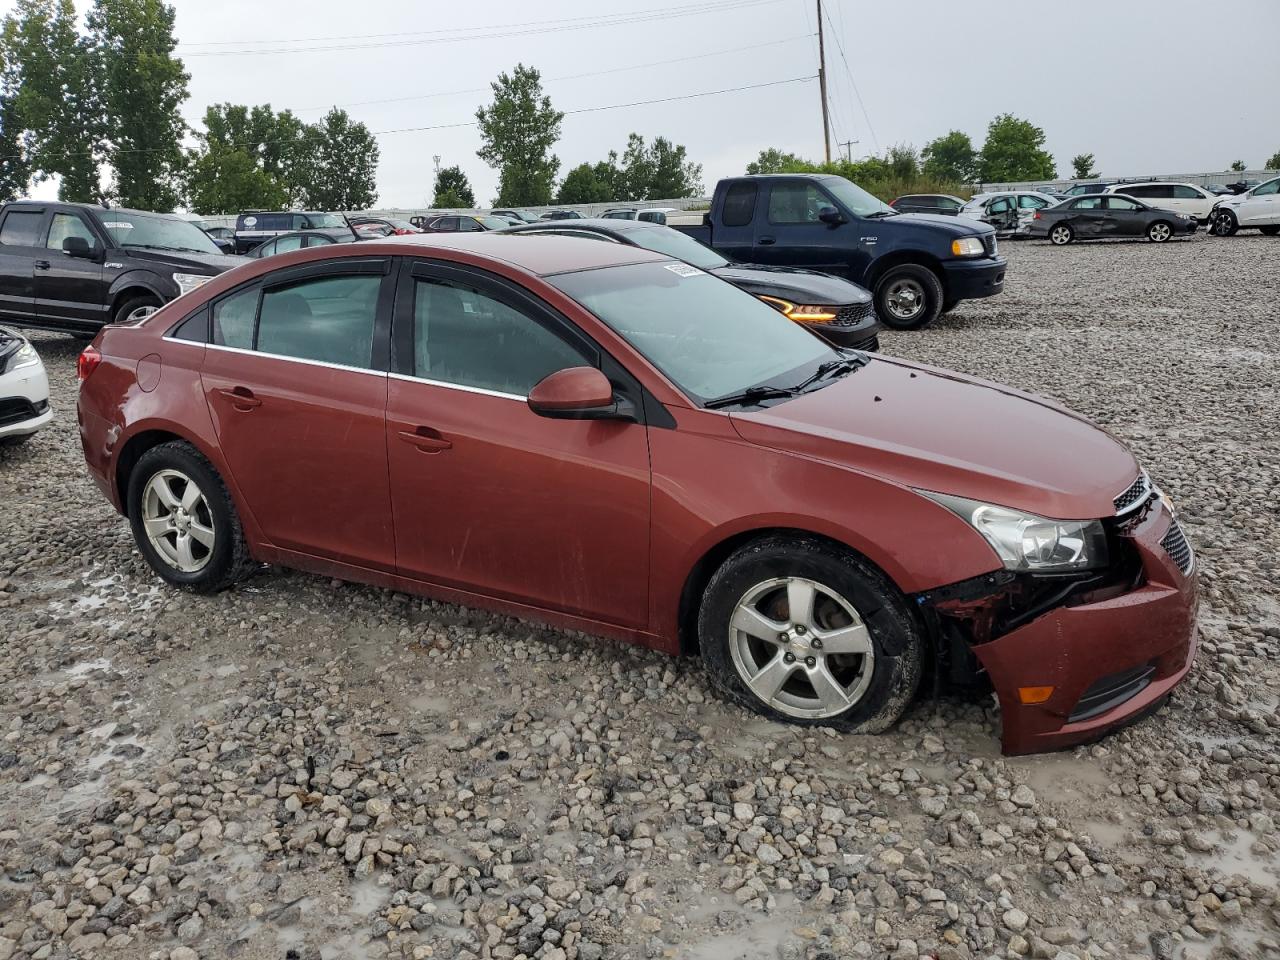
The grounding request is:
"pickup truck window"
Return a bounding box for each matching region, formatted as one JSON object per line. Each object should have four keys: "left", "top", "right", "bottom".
{"left": 0, "top": 211, "right": 44, "bottom": 246}
{"left": 47, "top": 214, "right": 97, "bottom": 250}
{"left": 823, "top": 177, "right": 895, "bottom": 217}
{"left": 722, "top": 182, "right": 757, "bottom": 227}
{"left": 768, "top": 183, "right": 829, "bottom": 224}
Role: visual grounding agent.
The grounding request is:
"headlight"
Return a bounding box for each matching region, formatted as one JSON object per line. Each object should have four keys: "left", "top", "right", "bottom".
{"left": 1177, "top": 213, "right": 1195, "bottom": 220}
{"left": 919, "top": 491, "right": 1109, "bottom": 572}
{"left": 10, "top": 340, "right": 40, "bottom": 370}
{"left": 172, "top": 273, "right": 213, "bottom": 297}
{"left": 758, "top": 296, "right": 837, "bottom": 323}
{"left": 951, "top": 236, "right": 985, "bottom": 257}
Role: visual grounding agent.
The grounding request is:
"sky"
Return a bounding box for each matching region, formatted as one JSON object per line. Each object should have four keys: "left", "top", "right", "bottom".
{"left": 11, "top": 0, "right": 1280, "bottom": 209}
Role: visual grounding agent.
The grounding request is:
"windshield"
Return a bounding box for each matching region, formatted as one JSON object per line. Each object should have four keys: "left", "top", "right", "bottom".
{"left": 480, "top": 216, "right": 513, "bottom": 230}
{"left": 550, "top": 261, "right": 834, "bottom": 404}
{"left": 307, "top": 213, "right": 348, "bottom": 228}
{"left": 823, "top": 176, "right": 894, "bottom": 217}
{"left": 624, "top": 226, "right": 727, "bottom": 270}
{"left": 99, "top": 212, "right": 221, "bottom": 254}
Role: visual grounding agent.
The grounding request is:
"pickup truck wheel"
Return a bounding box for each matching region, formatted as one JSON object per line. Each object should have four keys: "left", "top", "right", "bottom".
{"left": 874, "top": 265, "right": 943, "bottom": 330}
{"left": 114, "top": 293, "right": 162, "bottom": 326}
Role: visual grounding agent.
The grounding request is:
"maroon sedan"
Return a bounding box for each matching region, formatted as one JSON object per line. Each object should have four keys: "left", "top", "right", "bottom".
{"left": 75, "top": 234, "right": 1197, "bottom": 754}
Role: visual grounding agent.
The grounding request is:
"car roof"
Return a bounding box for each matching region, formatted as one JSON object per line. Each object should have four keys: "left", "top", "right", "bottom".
{"left": 372, "top": 232, "right": 663, "bottom": 276}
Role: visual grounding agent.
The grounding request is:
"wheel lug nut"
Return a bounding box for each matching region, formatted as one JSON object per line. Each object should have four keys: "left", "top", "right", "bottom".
{"left": 805, "top": 656, "right": 816, "bottom": 667}
{"left": 794, "top": 624, "right": 806, "bottom": 634}
{"left": 778, "top": 633, "right": 789, "bottom": 643}
{"left": 783, "top": 652, "right": 796, "bottom": 664}
{"left": 811, "top": 638, "right": 823, "bottom": 650}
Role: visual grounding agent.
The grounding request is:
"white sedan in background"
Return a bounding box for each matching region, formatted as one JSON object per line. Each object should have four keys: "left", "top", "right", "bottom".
{"left": 0, "top": 327, "right": 52, "bottom": 447}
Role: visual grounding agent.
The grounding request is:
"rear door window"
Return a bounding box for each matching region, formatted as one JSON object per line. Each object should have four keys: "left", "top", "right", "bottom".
{"left": 0, "top": 210, "right": 46, "bottom": 246}
{"left": 722, "top": 182, "right": 758, "bottom": 227}
{"left": 257, "top": 274, "right": 381, "bottom": 369}
{"left": 1171, "top": 185, "right": 1201, "bottom": 199}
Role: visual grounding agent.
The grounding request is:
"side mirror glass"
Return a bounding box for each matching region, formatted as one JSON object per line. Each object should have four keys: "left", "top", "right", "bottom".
{"left": 213, "top": 237, "right": 234, "bottom": 254}
{"left": 528, "top": 367, "right": 627, "bottom": 420}
{"left": 62, "top": 236, "right": 97, "bottom": 260}
{"left": 817, "top": 205, "right": 845, "bottom": 225}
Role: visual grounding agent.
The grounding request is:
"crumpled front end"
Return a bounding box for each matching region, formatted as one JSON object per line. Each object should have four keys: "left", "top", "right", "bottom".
{"left": 918, "top": 486, "right": 1198, "bottom": 755}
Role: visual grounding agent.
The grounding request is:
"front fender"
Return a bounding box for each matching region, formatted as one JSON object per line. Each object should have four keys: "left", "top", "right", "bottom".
{"left": 108, "top": 269, "right": 175, "bottom": 304}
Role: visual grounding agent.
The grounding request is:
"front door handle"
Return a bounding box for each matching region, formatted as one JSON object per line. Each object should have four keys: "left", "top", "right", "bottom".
{"left": 216, "top": 387, "right": 261, "bottom": 410}
{"left": 34, "top": 260, "right": 50, "bottom": 270}
{"left": 399, "top": 427, "right": 452, "bottom": 453}
{"left": 757, "top": 236, "right": 776, "bottom": 245}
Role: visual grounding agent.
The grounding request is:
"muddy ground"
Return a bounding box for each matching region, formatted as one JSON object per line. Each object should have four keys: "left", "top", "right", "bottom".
{"left": 1, "top": 233, "right": 1278, "bottom": 960}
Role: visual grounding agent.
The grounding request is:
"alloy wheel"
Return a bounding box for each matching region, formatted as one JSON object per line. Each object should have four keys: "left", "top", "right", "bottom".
{"left": 1210, "top": 211, "right": 1236, "bottom": 237}
{"left": 884, "top": 278, "right": 925, "bottom": 322}
{"left": 126, "top": 305, "right": 159, "bottom": 324}
{"left": 1050, "top": 225, "right": 1071, "bottom": 245}
{"left": 1149, "top": 223, "right": 1172, "bottom": 243}
{"left": 728, "top": 576, "right": 875, "bottom": 720}
{"left": 141, "top": 469, "right": 215, "bottom": 573}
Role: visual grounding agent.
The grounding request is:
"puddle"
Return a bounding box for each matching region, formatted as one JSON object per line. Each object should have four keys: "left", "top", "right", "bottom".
{"left": 1011, "top": 752, "right": 1111, "bottom": 803}
{"left": 678, "top": 893, "right": 801, "bottom": 960}
{"left": 1194, "top": 830, "right": 1279, "bottom": 889}
{"left": 349, "top": 879, "right": 390, "bottom": 916}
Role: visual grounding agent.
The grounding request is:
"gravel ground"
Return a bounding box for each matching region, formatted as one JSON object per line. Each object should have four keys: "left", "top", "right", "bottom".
{"left": 1, "top": 233, "right": 1278, "bottom": 960}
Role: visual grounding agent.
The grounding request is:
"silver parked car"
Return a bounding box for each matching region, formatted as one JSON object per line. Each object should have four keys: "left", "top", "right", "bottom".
{"left": 959, "top": 191, "right": 1059, "bottom": 237}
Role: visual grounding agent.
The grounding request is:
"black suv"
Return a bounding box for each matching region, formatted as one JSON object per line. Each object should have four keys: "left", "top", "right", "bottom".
{"left": 233, "top": 210, "right": 351, "bottom": 254}
{"left": 0, "top": 202, "right": 244, "bottom": 335}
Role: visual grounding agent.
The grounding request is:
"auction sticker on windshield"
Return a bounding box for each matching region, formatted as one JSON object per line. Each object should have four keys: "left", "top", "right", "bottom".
{"left": 663, "top": 263, "right": 704, "bottom": 278}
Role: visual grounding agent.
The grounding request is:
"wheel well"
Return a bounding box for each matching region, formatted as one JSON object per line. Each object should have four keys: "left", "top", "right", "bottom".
{"left": 110, "top": 286, "right": 162, "bottom": 320}
{"left": 864, "top": 252, "right": 946, "bottom": 297}
{"left": 676, "top": 526, "right": 904, "bottom": 657}
{"left": 115, "top": 429, "right": 184, "bottom": 514}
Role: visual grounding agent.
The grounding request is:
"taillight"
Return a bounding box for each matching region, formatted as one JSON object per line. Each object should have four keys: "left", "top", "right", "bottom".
{"left": 77, "top": 345, "right": 102, "bottom": 382}
{"left": 1033, "top": 211, "right": 1042, "bottom": 220}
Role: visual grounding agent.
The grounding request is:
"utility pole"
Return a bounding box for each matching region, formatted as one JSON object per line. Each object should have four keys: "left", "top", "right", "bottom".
{"left": 838, "top": 139, "right": 858, "bottom": 162}
{"left": 816, "top": 0, "right": 831, "bottom": 164}
{"left": 432, "top": 155, "right": 441, "bottom": 177}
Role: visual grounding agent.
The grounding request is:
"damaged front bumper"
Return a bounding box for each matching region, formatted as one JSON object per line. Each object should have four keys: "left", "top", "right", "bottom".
{"left": 918, "top": 498, "right": 1198, "bottom": 755}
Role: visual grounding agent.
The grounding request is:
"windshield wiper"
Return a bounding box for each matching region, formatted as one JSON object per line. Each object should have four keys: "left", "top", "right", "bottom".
{"left": 790, "top": 354, "right": 867, "bottom": 393}
{"left": 864, "top": 209, "right": 898, "bottom": 219}
{"left": 704, "top": 385, "right": 799, "bottom": 410}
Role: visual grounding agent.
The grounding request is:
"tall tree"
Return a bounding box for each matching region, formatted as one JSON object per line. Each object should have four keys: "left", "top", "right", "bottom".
{"left": 476, "top": 64, "right": 563, "bottom": 206}
{"left": 557, "top": 159, "right": 619, "bottom": 204}
{"left": 87, "top": 0, "right": 188, "bottom": 210}
{"left": 921, "top": 130, "right": 977, "bottom": 182}
{"left": 0, "top": 15, "right": 34, "bottom": 200}
{"left": 1070, "top": 153, "right": 1097, "bottom": 179}
{"left": 296, "top": 108, "right": 379, "bottom": 210}
{"left": 885, "top": 143, "right": 920, "bottom": 180}
{"left": 1267, "top": 150, "right": 1280, "bottom": 171}
{"left": 432, "top": 165, "right": 474, "bottom": 207}
{"left": 186, "top": 102, "right": 310, "bottom": 209}
{"left": 185, "top": 148, "right": 287, "bottom": 215}
{"left": 646, "top": 136, "right": 702, "bottom": 198}
{"left": 978, "top": 114, "right": 1055, "bottom": 182}
{"left": 746, "top": 147, "right": 805, "bottom": 175}
{"left": 1229, "top": 159, "right": 1246, "bottom": 172}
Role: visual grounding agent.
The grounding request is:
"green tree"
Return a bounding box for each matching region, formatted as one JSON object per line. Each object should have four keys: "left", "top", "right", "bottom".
{"left": 746, "top": 147, "right": 804, "bottom": 175}
{"left": 978, "top": 113, "right": 1055, "bottom": 182}
{"left": 0, "top": 15, "right": 34, "bottom": 200}
{"left": 432, "top": 165, "right": 474, "bottom": 207}
{"left": 1267, "top": 150, "right": 1280, "bottom": 171}
{"left": 557, "top": 159, "right": 618, "bottom": 204}
{"left": 1229, "top": 159, "right": 1246, "bottom": 172}
{"left": 185, "top": 148, "right": 287, "bottom": 215}
{"left": 87, "top": 0, "right": 188, "bottom": 210}
{"left": 476, "top": 64, "right": 563, "bottom": 206}
{"left": 921, "top": 130, "right": 977, "bottom": 182}
{"left": 885, "top": 143, "right": 919, "bottom": 180}
{"left": 646, "top": 136, "right": 702, "bottom": 198}
{"left": 185, "top": 103, "right": 310, "bottom": 212}
{"left": 1070, "top": 153, "right": 1097, "bottom": 179}
{"left": 295, "top": 108, "right": 378, "bottom": 210}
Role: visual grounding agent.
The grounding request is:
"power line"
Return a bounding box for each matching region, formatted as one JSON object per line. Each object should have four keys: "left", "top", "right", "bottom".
{"left": 822, "top": 3, "right": 878, "bottom": 154}
{"left": 2, "top": 75, "right": 817, "bottom": 164}
{"left": 170, "top": 0, "right": 784, "bottom": 57}
{"left": 287, "top": 35, "right": 815, "bottom": 114}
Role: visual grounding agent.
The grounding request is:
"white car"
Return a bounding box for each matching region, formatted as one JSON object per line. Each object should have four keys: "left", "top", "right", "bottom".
{"left": 1104, "top": 182, "right": 1220, "bottom": 222}
{"left": 959, "top": 191, "right": 1058, "bottom": 237}
{"left": 599, "top": 207, "right": 679, "bottom": 225}
{"left": 0, "top": 327, "right": 52, "bottom": 446}
{"left": 1209, "top": 176, "right": 1280, "bottom": 236}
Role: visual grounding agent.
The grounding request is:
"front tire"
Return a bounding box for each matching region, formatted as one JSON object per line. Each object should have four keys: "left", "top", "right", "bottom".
{"left": 113, "top": 293, "right": 162, "bottom": 326}
{"left": 1210, "top": 210, "right": 1238, "bottom": 237}
{"left": 1049, "top": 223, "right": 1074, "bottom": 245}
{"left": 699, "top": 536, "right": 922, "bottom": 732}
{"left": 127, "top": 441, "right": 255, "bottom": 592}
{"left": 1147, "top": 221, "right": 1173, "bottom": 243}
{"left": 873, "top": 264, "right": 943, "bottom": 331}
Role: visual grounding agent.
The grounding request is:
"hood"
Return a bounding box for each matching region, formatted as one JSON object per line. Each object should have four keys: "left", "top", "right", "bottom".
{"left": 713, "top": 263, "right": 871, "bottom": 305}
{"left": 124, "top": 248, "right": 247, "bottom": 275}
{"left": 879, "top": 211, "right": 995, "bottom": 238}
{"left": 729, "top": 355, "right": 1137, "bottom": 521}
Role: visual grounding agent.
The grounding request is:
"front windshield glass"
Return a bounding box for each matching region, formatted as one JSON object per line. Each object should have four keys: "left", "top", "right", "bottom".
{"left": 823, "top": 177, "right": 894, "bottom": 217}
{"left": 624, "top": 226, "right": 727, "bottom": 270}
{"left": 99, "top": 212, "right": 221, "bottom": 254}
{"left": 480, "top": 216, "right": 513, "bottom": 230}
{"left": 307, "top": 213, "right": 348, "bottom": 228}
{"left": 550, "top": 261, "right": 834, "bottom": 404}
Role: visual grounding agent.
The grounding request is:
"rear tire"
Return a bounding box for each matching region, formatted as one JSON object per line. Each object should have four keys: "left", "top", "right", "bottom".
{"left": 1147, "top": 221, "right": 1173, "bottom": 243}
{"left": 1049, "top": 224, "right": 1074, "bottom": 245}
{"left": 127, "top": 441, "right": 255, "bottom": 593}
{"left": 873, "top": 264, "right": 943, "bottom": 331}
{"left": 699, "top": 535, "right": 923, "bottom": 733}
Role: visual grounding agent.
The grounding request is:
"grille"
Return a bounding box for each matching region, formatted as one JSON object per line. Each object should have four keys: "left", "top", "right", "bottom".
{"left": 1069, "top": 662, "right": 1156, "bottom": 723}
{"left": 1160, "top": 521, "right": 1194, "bottom": 575}
{"left": 0, "top": 397, "right": 39, "bottom": 427}
{"left": 1112, "top": 472, "right": 1152, "bottom": 514}
{"left": 983, "top": 234, "right": 998, "bottom": 257}
{"left": 832, "top": 302, "right": 875, "bottom": 328}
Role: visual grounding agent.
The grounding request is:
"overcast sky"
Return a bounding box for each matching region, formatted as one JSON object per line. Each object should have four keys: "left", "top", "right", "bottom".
{"left": 12, "top": 0, "right": 1280, "bottom": 208}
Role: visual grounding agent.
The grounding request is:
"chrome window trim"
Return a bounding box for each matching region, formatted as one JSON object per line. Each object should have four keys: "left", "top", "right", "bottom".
{"left": 388, "top": 371, "right": 524, "bottom": 402}
{"left": 161, "top": 338, "right": 386, "bottom": 377}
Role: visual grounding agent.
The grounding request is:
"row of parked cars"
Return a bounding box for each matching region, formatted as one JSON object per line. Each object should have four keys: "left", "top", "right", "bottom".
{"left": 1, "top": 169, "right": 1202, "bottom": 757}
{"left": 891, "top": 174, "right": 1280, "bottom": 244}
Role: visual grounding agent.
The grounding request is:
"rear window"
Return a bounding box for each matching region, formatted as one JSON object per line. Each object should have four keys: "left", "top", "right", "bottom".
{"left": 722, "top": 182, "right": 758, "bottom": 227}
{"left": 0, "top": 210, "right": 45, "bottom": 246}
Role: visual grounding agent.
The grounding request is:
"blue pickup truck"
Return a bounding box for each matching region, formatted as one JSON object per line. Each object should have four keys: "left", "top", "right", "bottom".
{"left": 675, "top": 174, "right": 1006, "bottom": 329}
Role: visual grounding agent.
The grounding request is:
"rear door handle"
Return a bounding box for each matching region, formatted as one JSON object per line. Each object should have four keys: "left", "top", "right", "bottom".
{"left": 217, "top": 387, "right": 261, "bottom": 410}
{"left": 399, "top": 427, "right": 452, "bottom": 453}
{"left": 757, "top": 236, "right": 776, "bottom": 245}
{"left": 34, "top": 260, "right": 50, "bottom": 270}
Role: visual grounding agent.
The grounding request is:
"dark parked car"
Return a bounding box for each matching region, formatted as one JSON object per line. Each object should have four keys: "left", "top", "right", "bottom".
{"left": 1029, "top": 195, "right": 1198, "bottom": 244}
{"left": 249, "top": 229, "right": 359, "bottom": 259}
{"left": 419, "top": 215, "right": 512, "bottom": 233}
{"left": 350, "top": 216, "right": 422, "bottom": 237}
{"left": 0, "top": 201, "right": 244, "bottom": 334}
{"left": 1061, "top": 182, "right": 1116, "bottom": 197}
{"left": 889, "top": 194, "right": 964, "bottom": 215}
{"left": 674, "top": 174, "right": 1005, "bottom": 330}
{"left": 491, "top": 209, "right": 541, "bottom": 224}
{"left": 539, "top": 210, "right": 585, "bottom": 221}
{"left": 233, "top": 211, "right": 350, "bottom": 254}
{"left": 504, "top": 218, "right": 880, "bottom": 350}
{"left": 76, "top": 232, "right": 1196, "bottom": 756}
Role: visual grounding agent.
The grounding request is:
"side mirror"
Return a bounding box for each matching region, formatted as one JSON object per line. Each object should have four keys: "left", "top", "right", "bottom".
{"left": 212, "top": 237, "right": 234, "bottom": 254}
{"left": 528, "top": 367, "right": 628, "bottom": 421}
{"left": 818, "top": 205, "right": 846, "bottom": 225}
{"left": 62, "top": 236, "right": 99, "bottom": 261}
